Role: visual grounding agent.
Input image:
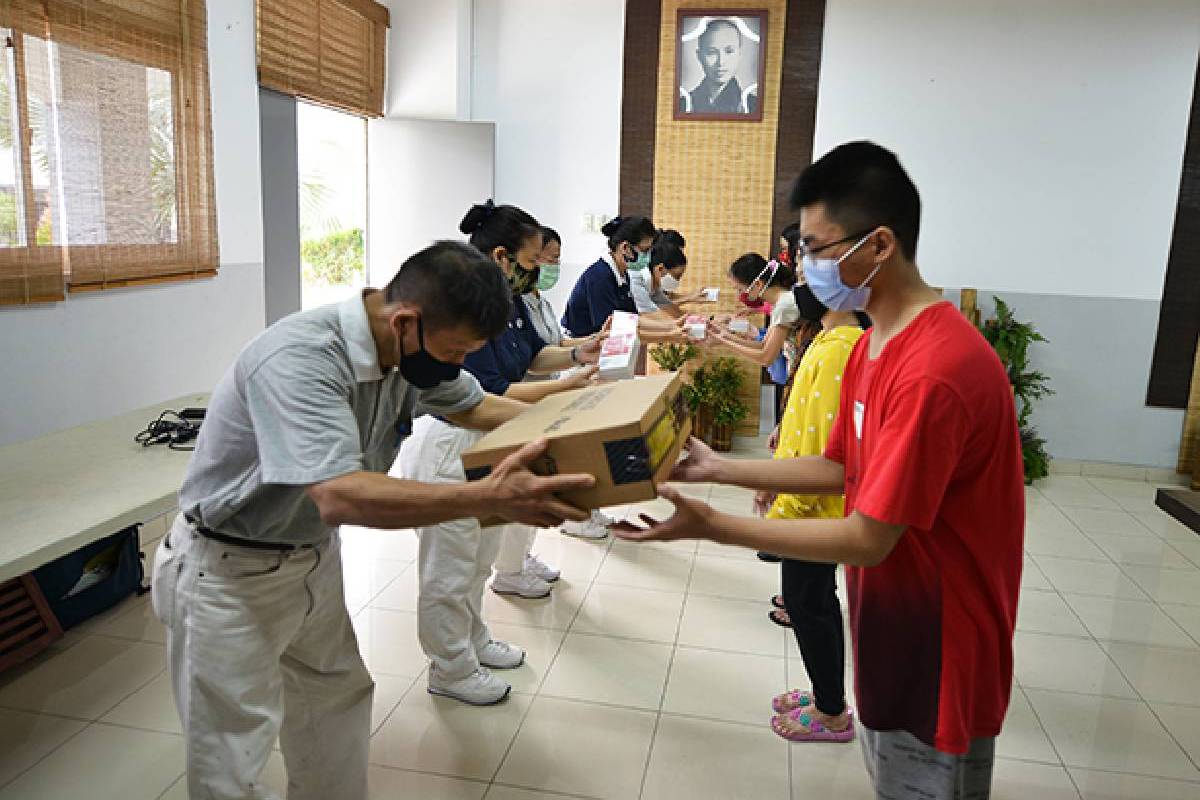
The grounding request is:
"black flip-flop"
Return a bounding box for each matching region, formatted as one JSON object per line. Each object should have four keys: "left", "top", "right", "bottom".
{"left": 768, "top": 608, "right": 792, "bottom": 628}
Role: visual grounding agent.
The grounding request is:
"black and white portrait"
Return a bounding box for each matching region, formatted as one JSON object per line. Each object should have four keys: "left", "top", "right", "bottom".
{"left": 675, "top": 10, "right": 766, "bottom": 121}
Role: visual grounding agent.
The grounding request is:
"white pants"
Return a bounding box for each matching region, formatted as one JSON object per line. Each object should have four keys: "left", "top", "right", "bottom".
{"left": 152, "top": 517, "right": 373, "bottom": 800}
{"left": 494, "top": 524, "right": 537, "bottom": 574}
{"left": 398, "top": 417, "right": 506, "bottom": 680}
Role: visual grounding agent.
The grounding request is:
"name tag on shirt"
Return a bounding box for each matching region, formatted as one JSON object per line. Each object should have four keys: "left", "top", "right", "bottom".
{"left": 854, "top": 401, "right": 865, "bottom": 440}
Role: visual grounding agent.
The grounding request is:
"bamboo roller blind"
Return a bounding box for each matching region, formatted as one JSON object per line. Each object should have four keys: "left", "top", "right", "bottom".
{"left": 0, "top": 0, "right": 219, "bottom": 304}
{"left": 257, "top": 0, "right": 389, "bottom": 118}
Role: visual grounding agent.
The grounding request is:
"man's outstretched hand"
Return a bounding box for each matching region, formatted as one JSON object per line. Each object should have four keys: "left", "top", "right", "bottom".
{"left": 488, "top": 438, "right": 594, "bottom": 528}
{"left": 612, "top": 485, "right": 720, "bottom": 543}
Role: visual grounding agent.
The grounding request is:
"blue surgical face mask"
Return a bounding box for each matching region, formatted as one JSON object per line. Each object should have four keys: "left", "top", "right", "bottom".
{"left": 801, "top": 233, "right": 882, "bottom": 312}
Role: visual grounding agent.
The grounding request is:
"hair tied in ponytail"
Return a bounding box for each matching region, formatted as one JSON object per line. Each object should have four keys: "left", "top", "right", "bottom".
{"left": 459, "top": 199, "right": 501, "bottom": 236}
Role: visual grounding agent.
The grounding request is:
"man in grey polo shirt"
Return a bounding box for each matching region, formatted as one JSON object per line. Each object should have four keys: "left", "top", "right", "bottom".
{"left": 151, "top": 241, "right": 592, "bottom": 800}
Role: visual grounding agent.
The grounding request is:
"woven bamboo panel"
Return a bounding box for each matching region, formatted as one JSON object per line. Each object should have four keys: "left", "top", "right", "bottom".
{"left": 652, "top": 0, "right": 787, "bottom": 434}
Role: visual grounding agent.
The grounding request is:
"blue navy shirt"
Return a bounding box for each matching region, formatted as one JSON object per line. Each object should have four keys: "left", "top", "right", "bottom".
{"left": 463, "top": 293, "right": 547, "bottom": 394}
{"left": 561, "top": 255, "right": 636, "bottom": 337}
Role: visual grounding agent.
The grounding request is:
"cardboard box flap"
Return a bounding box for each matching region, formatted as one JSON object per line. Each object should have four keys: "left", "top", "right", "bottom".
{"left": 467, "top": 373, "right": 681, "bottom": 450}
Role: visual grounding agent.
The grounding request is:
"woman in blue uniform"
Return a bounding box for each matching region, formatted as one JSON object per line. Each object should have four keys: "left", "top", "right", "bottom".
{"left": 562, "top": 215, "right": 689, "bottom": 341}
{"left": 561, "top": 215, "right": 652, "bottom": 337}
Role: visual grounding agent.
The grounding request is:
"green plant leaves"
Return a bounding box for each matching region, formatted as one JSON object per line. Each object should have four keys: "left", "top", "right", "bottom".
{"left": 649, "top": 343, "right": 698, "bottom": 372}
{"left": 981, "top": 296, "right": 1053, "bottom": 483}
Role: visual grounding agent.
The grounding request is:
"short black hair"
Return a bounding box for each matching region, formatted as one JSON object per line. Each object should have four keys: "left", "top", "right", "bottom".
{"left": 729, "top": 252, "right": 796, "bottom": 289}
{"left": 652, "top": 239, "right": 687, "bottom": 271}
{"left": 540, "top": 226, "right": 561, "bottom": 246}
{"left": 601, "top": 215, "right": 656, "bottom": 251}
{"left": 459, "top": 200, "right": 542, "bottom": 257}
{"left": 384, "top": 241, "right": 511, "bottom": 338}
{"left": 790, "top": 141, "right": 921, "bottom": 260}
{"left": 656, "top": 228, "right": 686, "bottom": 250}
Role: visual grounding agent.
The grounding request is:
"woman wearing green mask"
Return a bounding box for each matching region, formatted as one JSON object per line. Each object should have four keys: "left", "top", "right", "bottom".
{"left": 560, "top": 216, "right": 652, "bottom": 337}
{"left": 496, "top": 226, "right": 618, "bottom": 555}
{"left": 523, "top": 226, "right": 601, "bottom": 351}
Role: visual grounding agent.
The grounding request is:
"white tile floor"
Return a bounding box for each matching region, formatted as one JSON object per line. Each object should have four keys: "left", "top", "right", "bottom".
{"left": 2, "top": 459, "right": 1200, "bottom": 798}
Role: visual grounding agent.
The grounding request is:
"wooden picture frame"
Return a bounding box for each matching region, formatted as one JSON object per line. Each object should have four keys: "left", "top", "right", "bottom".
{"left": 674, "top": 8, "right": 768, "bottom": 122}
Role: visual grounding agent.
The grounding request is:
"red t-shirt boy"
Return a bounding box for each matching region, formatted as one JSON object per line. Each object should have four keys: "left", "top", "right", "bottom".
{"left": 825, "top": 301, "right": 1024, "bottom": 753}
{"left": 615, "top": 141, "right": 1025, "bottom": 799}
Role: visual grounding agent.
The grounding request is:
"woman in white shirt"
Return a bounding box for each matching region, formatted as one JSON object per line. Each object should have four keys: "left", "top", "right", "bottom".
{"left": 708, "top": 253, "right": 802, "bottom": 369}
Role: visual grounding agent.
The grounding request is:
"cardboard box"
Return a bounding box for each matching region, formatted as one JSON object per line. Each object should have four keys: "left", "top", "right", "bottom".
{"left": 703, "top": 287, "right": 720, "bottom": 302}
{"left": 685, "top": 314, "right": 707, "bottom": 341}
{"left": 461, "top": 372, "right": 691, "bottom": 516}
{"left": 729, "top": 318, "right": 750, "bottom": 335}
{"left": 598, "top": 311, "right": 640, "bottom": 381}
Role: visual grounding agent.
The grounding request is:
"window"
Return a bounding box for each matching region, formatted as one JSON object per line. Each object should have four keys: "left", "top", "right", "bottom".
{"left": 297, "top": 101, "right": 367, "bottom": 310}
{"left": 0, "top": 1, "right": 217, "bottom": 306}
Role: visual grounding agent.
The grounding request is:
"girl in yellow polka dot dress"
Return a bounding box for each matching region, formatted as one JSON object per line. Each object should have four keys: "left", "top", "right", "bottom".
{"left": 762, "top": 283, "right": 867, "bottom": 743}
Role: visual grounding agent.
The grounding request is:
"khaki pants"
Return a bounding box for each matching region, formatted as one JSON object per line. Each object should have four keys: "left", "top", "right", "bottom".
{"left": 152, "top": 517, "right": 374, "bottom": 800}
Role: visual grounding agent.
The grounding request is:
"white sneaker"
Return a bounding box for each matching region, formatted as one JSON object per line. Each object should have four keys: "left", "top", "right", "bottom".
{"left": 561, "top": 514, "right": 610, "bottom": 539}
{"left": 428, "top": 667, "right": 510, "bottom": 705}
{"left": 524, "top": 553, "right": 560, "bottom": 582}
{"left": 477, "top": 639, "right": 525, "bottom": 669}
{"left": 492, "top": 570, "right": 553, "bottom": 599}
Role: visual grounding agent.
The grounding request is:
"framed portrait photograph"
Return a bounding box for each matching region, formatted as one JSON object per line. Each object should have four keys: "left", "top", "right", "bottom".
{"left": 674, "top": 9, "right": 767, "bottom": 122}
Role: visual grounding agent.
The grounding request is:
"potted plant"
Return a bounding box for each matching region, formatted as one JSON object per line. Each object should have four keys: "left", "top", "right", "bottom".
{"left": 701, "top": 356, "right": 749, "bottom": 452}
{"left": 978, "top": 297, "right": 1054, "bottom": 484}
{"left": 683, "top": 361, "right": 713, "bottom": 443}
{"left": 649, "top": 342, "right": 698, "bottom": 373}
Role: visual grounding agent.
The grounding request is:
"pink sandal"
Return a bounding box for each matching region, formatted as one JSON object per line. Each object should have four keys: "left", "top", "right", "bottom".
{"left": 771, "top": 689, "right": 813, "bottom": 714}
{"left": 769, "top": 707, "right": 856, "bottom": 743}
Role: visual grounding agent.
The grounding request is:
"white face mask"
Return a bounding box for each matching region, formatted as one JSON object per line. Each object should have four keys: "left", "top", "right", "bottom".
{"left": 660, "top": 274, "right": 681, "bottom": 292}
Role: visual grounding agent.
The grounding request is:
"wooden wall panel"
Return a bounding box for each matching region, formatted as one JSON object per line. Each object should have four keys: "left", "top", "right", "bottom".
{"left": 770, "top": 0, "right": 826, "bottom": 238}
{"left": 619, "top": 0, "right": 664, "bottom": 213}
{"left": 1182, "top": 344, "right": 1200, "bottom": 475}
{"left": 652, "top": 0, "right": 788, "bottom": 433}
{"left": 1147, "top": 55, "right": 1199, "bottom": 411}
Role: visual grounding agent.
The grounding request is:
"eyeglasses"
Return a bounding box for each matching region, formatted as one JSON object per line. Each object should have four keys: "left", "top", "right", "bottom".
{"left": 798, "top": 228, "right": 877, "bottom": 259}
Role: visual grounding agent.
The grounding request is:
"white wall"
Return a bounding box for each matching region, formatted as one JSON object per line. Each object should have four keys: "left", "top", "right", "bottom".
{"left": 813, "top": 0, "right": 1200, "bottom": 301}
{"left": 470, "top": 0, "right": 626, "bottom": 313}
{"left": 0, "top": 0, "right": 265, "bottom": 446}
{"left": 812, "top": 0, "right": 1199, "bottom": 468}
{"left": 383, "top": 0, "right": 474, "bottom": 118}
{"left": 367, "top": 118, "right": 495, "bottom": 284}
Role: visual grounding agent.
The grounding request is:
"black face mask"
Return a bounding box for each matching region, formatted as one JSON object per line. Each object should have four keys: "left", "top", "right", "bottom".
{"left": 793, "top": 283, "right": 829, "bottom": 325}
{"left": 397, "top": 317, "right": 461, "bottom": 389}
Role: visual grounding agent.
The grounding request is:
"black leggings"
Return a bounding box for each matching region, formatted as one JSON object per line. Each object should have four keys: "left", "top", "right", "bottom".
{"left": 781, "top": 558, "right": 847, "bottom": 717}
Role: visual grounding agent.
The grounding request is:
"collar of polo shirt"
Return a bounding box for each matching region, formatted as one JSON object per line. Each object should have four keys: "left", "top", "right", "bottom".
{"left": 339, "top": 290, "right": 385, "bottom": 382}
